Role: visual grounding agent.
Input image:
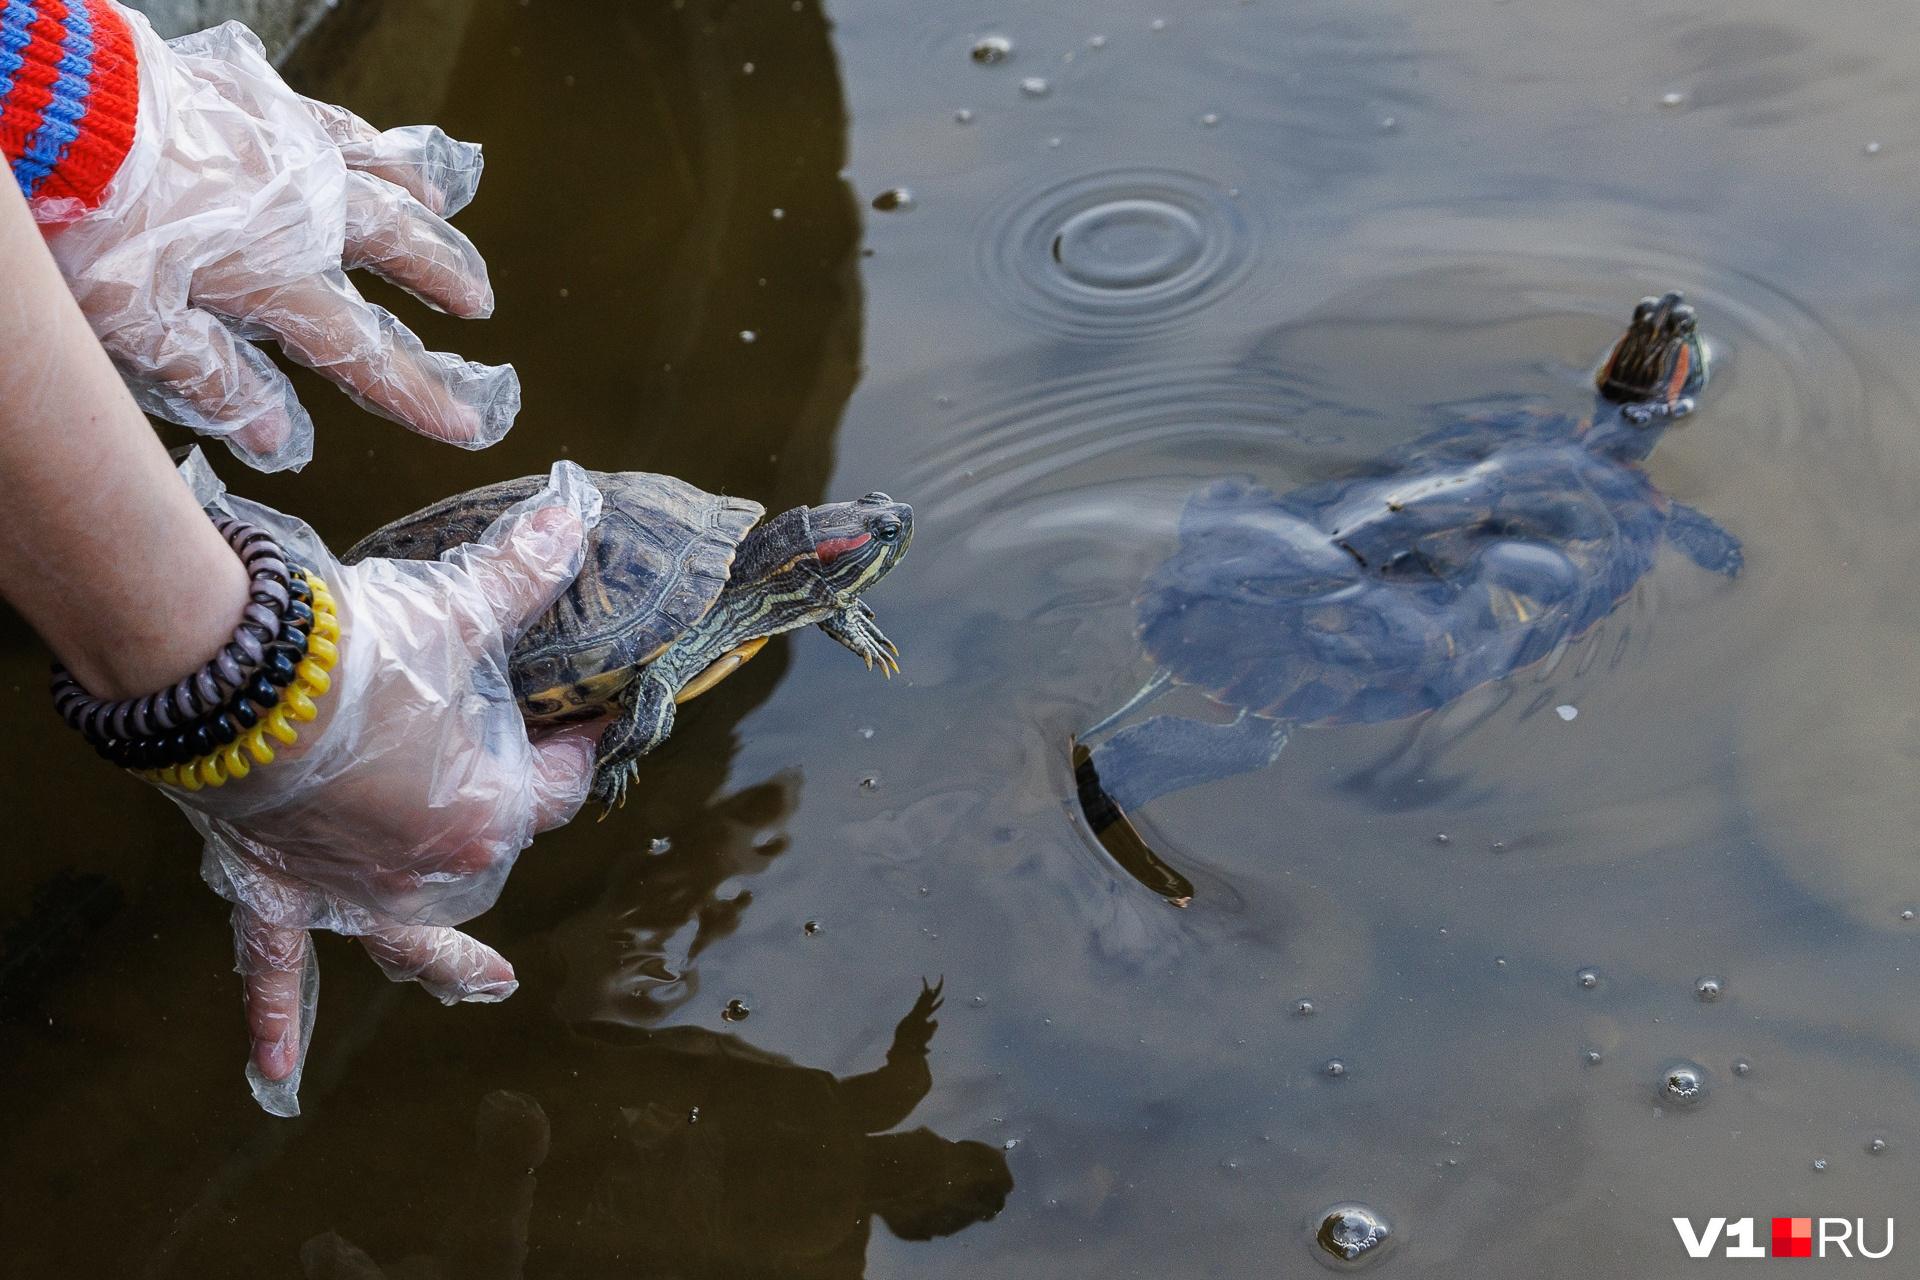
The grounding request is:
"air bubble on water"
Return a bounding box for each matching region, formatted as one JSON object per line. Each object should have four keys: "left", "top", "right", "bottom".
{"left": 871, "top": 188, "right": 914, "bottom": 212}
{"left": 955, "top": 108, "right": 974, "bottom": 123}
{"left": 1556, "top": 704, "right": 1578, "bottom": 721}
{"left": 1088, "top": 34, "right": 1106, "bottom": 47}
{"left": 1322, "top": 1059, "right": 1346, "bottom": 1078}
{"left": 1695, "top": 976, "right": 1724, "bottom": 1002}
{"left": 859, "top": 777, "right": 880, "bottom": 791}
{"left": 1661, "top": 91, "right": 1687, "bottom": 107}
{"left": 918, "top": 885, "right": 930, "bottom": 896}
{"left": 1379, "top": 116, "right": 1396, "bottom": 131}
{"left": 1200, "top": 113, "right": 1220, "bottom": 127}
{"left": 1902, "top": 909, "right": 1915, "bottom": 921}
{"left": 1004, "top": 1138, "right": 1018, "bottom": 1150}
{"left": 1577, "top": 967, "right": 1600, "bottom": 989}
{"left": 1733, "top": 1058, "right": 1752, "bottom": 1076}
{"left": 1813, "top": 1157, "right": 1829, "bottom": 1171}
{"left": 1490, "top": 840, "right": 1508, "bottom": 853}
{"left": 1151, "top": 18, "right": 1167, "bottom": 30}
{"left": 1870, "top": 1137, "right": 1889, "bottom": 1154}
{"left": 804, "top": 920, "right": 821, "bottom": 936}
{"left": 740, "top": 330, "right": 756, "bottom": 343}
{"left": 722, "top": 998, "right": 751, "bottom": 1022}
{"left": 1294, "top": 999, "right": 1316, "bottom": 1017}
{"left": 1434, "top": 832, "right": 1450, "bottom": 846}
{"left": 858, "top": 726, "right": 875, "bottom": 739}
{"left": 771, "top": 207, "right": 784, "bottom": 218}
{"left": 1494, "top": 956, "right": 1508, "bottom": 969}
{"left": 1658, "top": 1061, "right": 1707, "bottom": 1106}
{"left": 1584, "top": 1048, "right": 1603, "bottom": 1065}
{"left": 649, "top": 837, "right": 672, "bottom": 855}
{"left": 1021, "top": 77, "right": 1050, "bottom": 97}
{"left": 1314, "top": 1204, "right": 1392, "bottom": 1264}
{"left": 742, "top": 61, "right": 754, "bottom": 74}
{"left": 1865, "top": 140, "right": 1882, "bottom": 154}
{"left": 972, "top": 993, "right": 988, "bottom": 1006}
{"left": 971, "top": 35, "right": 1012, "bottom": 64}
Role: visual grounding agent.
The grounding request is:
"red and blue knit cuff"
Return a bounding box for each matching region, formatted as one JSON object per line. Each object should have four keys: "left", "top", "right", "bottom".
{"left": 1, "top": 0, "right": 138, "bottom": 212}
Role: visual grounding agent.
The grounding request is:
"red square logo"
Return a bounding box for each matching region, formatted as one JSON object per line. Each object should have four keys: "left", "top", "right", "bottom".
{"left": 1772, "top": 1217, "right": 1812, "bottom": 1258}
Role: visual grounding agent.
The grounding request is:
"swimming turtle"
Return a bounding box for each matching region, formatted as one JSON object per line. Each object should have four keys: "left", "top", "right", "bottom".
{"left": 1073, "top": 292, "right": 1738, "bottom": 901}
{"left": 347, "top": 474, "right": 913, "bottom": 807}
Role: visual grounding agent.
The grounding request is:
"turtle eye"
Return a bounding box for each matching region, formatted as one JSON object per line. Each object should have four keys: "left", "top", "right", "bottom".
{"left": 873, "top": 520, "right": 903, "bottom": 544}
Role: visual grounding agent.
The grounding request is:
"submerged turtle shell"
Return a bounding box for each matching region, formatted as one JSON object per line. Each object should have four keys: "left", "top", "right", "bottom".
{"left": 346, "top": 471, "right": 764, "bottom": 719}
{"left": 1137, "top": 409, "right": 1667, "bottom": 727}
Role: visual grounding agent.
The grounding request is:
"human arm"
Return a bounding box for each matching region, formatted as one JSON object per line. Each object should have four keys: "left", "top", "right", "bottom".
{"left": 3, "top": 169, "right": 598, "bottom": 1111}
{"left": 0, "top": 162, "right": 250, "bottom": 700}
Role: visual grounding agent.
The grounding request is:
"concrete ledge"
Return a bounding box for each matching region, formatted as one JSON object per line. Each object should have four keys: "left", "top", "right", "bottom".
{"left": 121, "top": 0, "right": 337, "bottom": 64}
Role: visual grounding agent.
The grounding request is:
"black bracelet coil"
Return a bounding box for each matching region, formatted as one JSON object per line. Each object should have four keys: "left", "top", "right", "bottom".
{"left": 48, "top": 518, "right": 317, "bottom": 770}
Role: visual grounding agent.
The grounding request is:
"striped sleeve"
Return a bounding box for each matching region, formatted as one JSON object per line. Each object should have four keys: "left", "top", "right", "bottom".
{"left": 0, "top": 0, "right": 137, "bottom": 211}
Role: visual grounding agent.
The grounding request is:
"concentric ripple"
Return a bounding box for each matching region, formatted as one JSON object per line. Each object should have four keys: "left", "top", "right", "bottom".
{"left": 979, "top": 170, "right": 1256, "bottom": 338}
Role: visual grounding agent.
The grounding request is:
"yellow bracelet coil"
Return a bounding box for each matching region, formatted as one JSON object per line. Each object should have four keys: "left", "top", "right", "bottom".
{"left": 141, "top": 572, "right": 339, "bottom": 790}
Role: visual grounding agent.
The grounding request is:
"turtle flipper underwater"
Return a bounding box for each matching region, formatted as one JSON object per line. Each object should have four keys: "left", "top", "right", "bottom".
{"left": 1073, "top": 291, "right": 1738, "bottom": 901}
{"left": 348, "top": 479, "right": 913, "bottom": 810}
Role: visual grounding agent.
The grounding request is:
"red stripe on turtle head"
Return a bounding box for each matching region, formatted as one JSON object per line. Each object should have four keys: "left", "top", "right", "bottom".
{"left": 815, "top": 532, "right": 872, "bottom": 566}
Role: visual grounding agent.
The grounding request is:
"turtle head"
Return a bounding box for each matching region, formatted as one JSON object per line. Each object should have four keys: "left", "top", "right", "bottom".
{"left": 1595, "top": 291, "right": 1708, "bottom": 420}
{"left": 806, "top": 492, "right": 914, "bottom": 595}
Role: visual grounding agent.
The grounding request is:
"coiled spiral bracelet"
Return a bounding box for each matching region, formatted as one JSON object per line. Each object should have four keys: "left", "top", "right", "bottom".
{"left": 48, "top": 516, "right": 340, "bottom": 791}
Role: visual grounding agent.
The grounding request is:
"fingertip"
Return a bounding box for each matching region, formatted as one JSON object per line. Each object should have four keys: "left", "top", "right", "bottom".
{"left": 534, "top": 722, "right": 598, "bottom": 777}
{"left": 418, "top": 397, "right": 484, "bottom": 444}
{"left": 509, "top": 505, "right": 587, "bottom": 584}
{"left": 231, "top": 406, "right": 293, "bottom": 457}
{"left": 462, "top": 956, "right": 518, "bottom": 1003}
{"left": 447, "top": 278, "right": 494, "bottom": 321}
{"left": 524, "top": 503, "right": 586, "bottom": 548}
{"left": 530, "top": 724, "right": 598, "bottom": 832}
{"left": 254, "top": 1032, "right": 297, "bottom": 1081}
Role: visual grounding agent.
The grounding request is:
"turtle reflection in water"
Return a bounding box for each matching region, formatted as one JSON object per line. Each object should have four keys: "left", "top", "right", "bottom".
{"left": 1074, "top": 293, "right": 1741, "bottom": 901}
{"left": 297, "top": 982, "right": 1012, "bottom": 1280}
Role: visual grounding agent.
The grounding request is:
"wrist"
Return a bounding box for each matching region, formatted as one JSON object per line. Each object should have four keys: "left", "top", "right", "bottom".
{"left": 52, "top": 522, "right": 341, "bottom": 786}
{"left": 58, "top": 513, "right": 251, "bottom": 701}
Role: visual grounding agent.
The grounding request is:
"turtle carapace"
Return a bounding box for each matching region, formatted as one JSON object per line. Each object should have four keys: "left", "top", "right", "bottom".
{"left": 1073, "top": 292, "right": 1737, "bottom": 902}
{"left": 349, "top": 477, "right": 913, "bottom": 807}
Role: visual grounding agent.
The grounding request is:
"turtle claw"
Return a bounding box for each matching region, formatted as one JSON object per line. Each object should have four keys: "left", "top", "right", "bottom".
{"left": 591, "top": 760, "right": 642, "bottom": 818}
{"left": 821, "top": 605, "right": 901, "bottom": 676}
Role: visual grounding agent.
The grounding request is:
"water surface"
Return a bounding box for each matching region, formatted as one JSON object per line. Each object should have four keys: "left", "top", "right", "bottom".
{"left": 5, "top": 0, "right": 1920, "bottom": 1275}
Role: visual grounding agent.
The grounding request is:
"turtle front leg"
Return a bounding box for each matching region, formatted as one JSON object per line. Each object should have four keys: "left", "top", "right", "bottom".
{"left": 818, "top": 600, "right": 900, "bottom": 675}
{"left": 590, "top": 671, "right": 678, "bottom": 812}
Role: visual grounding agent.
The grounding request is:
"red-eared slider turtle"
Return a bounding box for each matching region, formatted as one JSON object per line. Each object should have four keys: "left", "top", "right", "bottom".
{"left": 1074, "top": 292, "right": 1737, "bottom": 900}
{"left": 348, "top": 474, "right": 912, "bottom": 807}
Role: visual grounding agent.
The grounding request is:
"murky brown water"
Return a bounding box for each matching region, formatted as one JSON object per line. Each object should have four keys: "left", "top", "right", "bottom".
{"left": 7, "top": 0, "right": 1920, "bottom": 1274}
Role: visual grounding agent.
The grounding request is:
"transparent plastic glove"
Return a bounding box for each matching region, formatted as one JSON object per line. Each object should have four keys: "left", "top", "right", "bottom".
{"left": 37, "top": 7, "right": 516, "bottom": 473}
{"left": 169, "top": 450, "right": 602, "bottom": 1115}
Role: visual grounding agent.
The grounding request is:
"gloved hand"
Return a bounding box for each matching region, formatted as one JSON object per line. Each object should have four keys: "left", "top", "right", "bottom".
{"left": 168, "top": 450, "right": 601, "bottom": 1116}
{"left": 32, "top": 5, "right": 515, "bottom": 472}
